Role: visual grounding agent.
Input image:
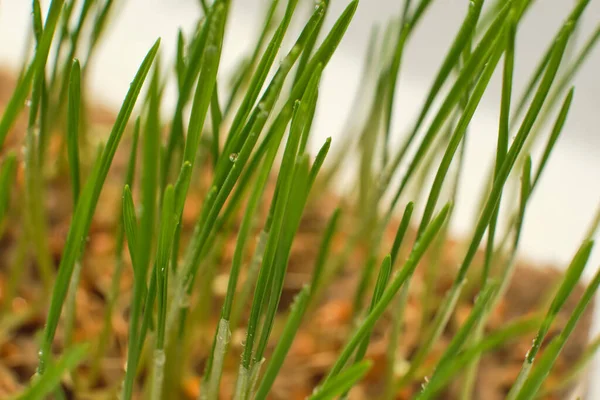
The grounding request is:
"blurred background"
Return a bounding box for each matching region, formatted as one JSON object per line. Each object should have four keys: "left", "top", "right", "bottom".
{"left": 1, "top": 0, "right": 599, "bottom": 394}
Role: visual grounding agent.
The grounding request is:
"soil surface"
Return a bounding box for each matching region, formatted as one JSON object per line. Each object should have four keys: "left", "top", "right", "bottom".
{"left": 0, "top": 69, "right": 594, "bottom": 399}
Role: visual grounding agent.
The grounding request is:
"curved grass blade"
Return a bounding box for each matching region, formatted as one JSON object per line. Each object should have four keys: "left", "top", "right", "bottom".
{"left": 38, "top": 39, "right": 159, "bottom": 375}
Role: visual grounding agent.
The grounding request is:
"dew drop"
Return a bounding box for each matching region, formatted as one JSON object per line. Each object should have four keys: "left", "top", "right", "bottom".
{"left": 229, "top": 153, "right": 239, "bottom": 162}
{"left": 25, "top": 99, "right": 32, "bottom": 107}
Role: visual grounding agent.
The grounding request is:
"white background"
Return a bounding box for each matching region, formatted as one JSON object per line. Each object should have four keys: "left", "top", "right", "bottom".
{"left": 1, "top": 0, "right": 599, "bottom": 397}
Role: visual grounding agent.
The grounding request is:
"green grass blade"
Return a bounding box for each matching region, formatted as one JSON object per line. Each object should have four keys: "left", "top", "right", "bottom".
{"left": 138, "top": 61, "right": 162, "bottom": 283}
{"left": 122, "top": 185, "right": 140, "bottom": 274}
{"left": 353, "top": 255, "right": 392, "bottom": 364}
{"left": 171, "top": 3, "right": 353, "bottom": 344}
{"left": 66, "top": 59, "right": 81, "bottom": 206}
{"left": 293, "top": 0, "right": 327, "bottom": 85}
{"left": 150, "top": 185, "right": 177, "bottom": 400}
{"left": 388, "top": 0, "right": 483, "bottom": 170}
{"left": 175, "top": 28, "right": 186, "bottom": 91}
{"left": 532, "top": 88, "right": 574, "bottom": 187}
{"left": 390, "top": 202, "right": 414, "bottom": 265}
{"left": 384, "top": 3, "right": 511, "bottom": 210}
{"left": 382, "top": 202, "right": 415, "bottom": 398}
{"left": 514, "top": 258, "right": 600, "bottom": 400}
{"left": 201, "top": 114, "right": 290, "bottom": 395}
{"left": 507, "top": 239, "right": 593, "bottom": 399}
{"left": 0, "top": 0, "right": 65, "bottom": 146}
{"left": 162, "top": 15, "right": 209, "bottom": 186}
{"left": 310, "top": 207, "right": 341, "bottom": 297}
{"left": 382, "top": 0, "right": 436, "bottom": 162}
{"left": 241, "top": 99, "right": 307, "bottom": 372}
{"left": 0, "top": 153, "right": 17, "bottom": 228}
{"left": 415, "top": 283, "right": 498, "bottom": 400}
{"left": 482, "top": 15, "right": 515, "bottom": 286}
{"left": 225, "top": 0, "right": 282, "bottom": 114}
{"left": 322, "top": 204, "right": 450, "bottom": 384}
{"left": 169, "top": 4, "right": 226, "bottom": 207}
{"left": 38, "top": 39, "right": 159, "bottom": 375}
{"left": 254, "top": 285, "right": 311, "bottom": 398}
{"left": 415, "top": 315, "right": 542, "bottom": 400}
{"left": 254, "top": 150, "right": 328, "bottom": 362}
{"left": 400, "top": 21, "right": 576, "bottom": 385}
{"left": 538, "top": 333, "right": 600, "bottom": 395}
{"left": 155, "top": 186, "right": 177, "bottom": 349}
{"left": 510, "top": 0, "right": 590, "bottom": 128}
{"left": 210, "top": 88, "right": 223, "bottom": 165}
{"left": 48, "top": 0, "right": 76, "bottom": 87}
{"left": 18, "top": 344, "right": 88, "bottom": 400}
{"left": 92, "top": 119, "right": 140, "bottom": 381}
{"left": 50, "top": 0, "right": 94, "bottom": 133}
{"left": 220, "top": 0, "right": 300, "bottom": 166}
{"left": 416, "top": 30, "right": 506, "bottom": 239}
{"left": 85, "top": 0, "right": 118, "bottom": 66}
